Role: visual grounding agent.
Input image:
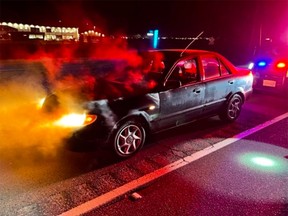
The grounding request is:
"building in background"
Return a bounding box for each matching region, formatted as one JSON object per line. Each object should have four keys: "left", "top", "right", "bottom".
{"left": 80, "top": 29, "right": 105, "bottom": 43}
{"left": 0, "top": 22, "right": 79, "bottom": 41}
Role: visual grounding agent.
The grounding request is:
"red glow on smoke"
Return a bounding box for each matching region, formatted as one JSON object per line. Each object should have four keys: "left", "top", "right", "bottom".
{"left": 2, "top": 37, "right": 162, "bottom": 103}
{"left": 0, "top": 37, "right": 166, "bottom": 160}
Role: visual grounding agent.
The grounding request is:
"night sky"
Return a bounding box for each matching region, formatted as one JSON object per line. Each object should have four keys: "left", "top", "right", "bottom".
{"left": 0, "top": 0, "right": 287, "bottom": 62}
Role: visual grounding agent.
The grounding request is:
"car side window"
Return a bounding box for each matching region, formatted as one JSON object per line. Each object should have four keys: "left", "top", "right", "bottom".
{"left": 219, "top": 61, "right": 231, "bottom": 76}
{"left": 202, "top": 57, "right": 221, "bottom": 80}
{"left": 169, "top": 58, "right": 199, "bottom": 85}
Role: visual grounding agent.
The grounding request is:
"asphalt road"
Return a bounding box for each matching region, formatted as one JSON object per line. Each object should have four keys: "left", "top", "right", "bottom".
{"left": 86, "top": 117, "right": 288, "bottom": 216}
{"left": 0, "top": 62, "right": 287, "bottom": 216}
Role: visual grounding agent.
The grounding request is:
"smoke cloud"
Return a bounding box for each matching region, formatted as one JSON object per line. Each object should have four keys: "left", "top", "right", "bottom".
{"left": 0, "top": 38, "right": 159, "bottom": 161}
{"left": 0, "top": 71, "right": 75, "bottom": 158}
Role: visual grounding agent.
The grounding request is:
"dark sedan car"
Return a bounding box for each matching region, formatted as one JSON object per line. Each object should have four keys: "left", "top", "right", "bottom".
{"left": 43, "top": 49, "right": 253, "bottom": 158}
{"left": 249, "top": 46, "right": 288, "bottom": 93}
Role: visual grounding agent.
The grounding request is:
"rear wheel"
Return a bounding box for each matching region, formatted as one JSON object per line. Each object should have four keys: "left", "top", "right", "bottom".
{"left": 219, "top": 94, "right": 243, "bottom": 122}
{"left": 111, "top": 120, "right": 146, "bottom": 158}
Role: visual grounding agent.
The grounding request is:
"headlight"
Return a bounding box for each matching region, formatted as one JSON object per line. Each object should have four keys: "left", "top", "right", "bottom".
{"left": 54, "top": 113, "right": 97, "bottom": 127}
{"left": 248, "top": 62, "right": 254, "bottom": 70}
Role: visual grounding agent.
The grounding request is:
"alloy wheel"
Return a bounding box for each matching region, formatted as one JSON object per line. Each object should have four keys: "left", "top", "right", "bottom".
{"left": 227, "top": 96, "right": 241, "bottom": 119}
{"left": 115, "top": 123, "right": 144, "bottom": 156}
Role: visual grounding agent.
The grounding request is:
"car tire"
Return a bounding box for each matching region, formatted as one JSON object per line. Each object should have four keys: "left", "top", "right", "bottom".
{"left": 111, "top": 119, "right": 146, "bottom": 158}
{"left": 219, "top": 94, "right": 243, "bottom": 122}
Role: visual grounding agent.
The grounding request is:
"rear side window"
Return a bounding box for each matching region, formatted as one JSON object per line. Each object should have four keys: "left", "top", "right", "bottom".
{"left": 219, "top": 61, "right": 230, "bottom": 76}
{"left": 201, "top": 57, "right": 220, "bottom": 79}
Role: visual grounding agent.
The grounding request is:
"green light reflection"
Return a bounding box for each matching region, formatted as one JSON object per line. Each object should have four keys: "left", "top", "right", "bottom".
{"left": 251, "top": 157, "right": 275, "bottom": 167}
{"left": 239, "top": 152, "right": 288, "bottom": 173}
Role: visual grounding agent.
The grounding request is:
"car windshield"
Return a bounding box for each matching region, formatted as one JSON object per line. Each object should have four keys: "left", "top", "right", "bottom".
{"left": 139, "top": 50, "right": 183, "bottom": 74}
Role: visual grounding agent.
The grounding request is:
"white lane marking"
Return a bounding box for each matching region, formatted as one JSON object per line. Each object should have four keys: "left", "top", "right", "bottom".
{"left": 59, "top": 112, "right": 288, "bottom": 216}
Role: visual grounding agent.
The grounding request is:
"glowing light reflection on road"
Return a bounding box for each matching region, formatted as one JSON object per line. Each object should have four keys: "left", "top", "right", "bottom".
{"left": 239, "top": 152, "right": 287, "bottom": 173}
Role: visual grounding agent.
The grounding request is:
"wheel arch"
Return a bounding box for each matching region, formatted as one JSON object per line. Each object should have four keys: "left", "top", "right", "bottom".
{"left": 226, "top": 91, "right": 245, "bottom": 104}
{"left": 220, "top": 92, "right": 244, "bottom": 122}
{"left": 234, "top": 86, "right": 248, "bottom": 102}
{"left": 233, "top": 91, "right": 245, "bottom": 103}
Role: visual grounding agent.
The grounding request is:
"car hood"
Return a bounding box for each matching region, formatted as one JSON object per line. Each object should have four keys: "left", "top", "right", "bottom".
{"left": 92, "top": 78, "right": 154, "bottom": 100}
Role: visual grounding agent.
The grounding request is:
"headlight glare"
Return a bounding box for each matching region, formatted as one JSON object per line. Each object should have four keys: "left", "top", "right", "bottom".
{"left": 54, "top": 113, "right": 97, "bottom": 127}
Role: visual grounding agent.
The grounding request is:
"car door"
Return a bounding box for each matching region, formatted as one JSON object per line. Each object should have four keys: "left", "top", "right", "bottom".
{"left": 158, "top": 57, "right": 205, "bottom": 129}
{"left": 200, "top": 54, "right": 235, "bottom": 115}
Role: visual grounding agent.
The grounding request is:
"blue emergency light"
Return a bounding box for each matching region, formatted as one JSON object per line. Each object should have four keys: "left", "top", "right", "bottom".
{"left": 258, "top": 61, "right": 267, "bottom": 67}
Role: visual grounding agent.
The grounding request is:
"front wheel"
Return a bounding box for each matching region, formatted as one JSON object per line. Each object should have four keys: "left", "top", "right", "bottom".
{"left": 111, "top": 120, "right": 146, "bottom": 158}
{"left": 219, "top": 94, "right": 243, "bottom": 122}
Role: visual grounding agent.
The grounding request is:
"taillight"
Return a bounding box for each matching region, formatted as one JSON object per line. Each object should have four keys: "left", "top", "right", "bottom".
{"left": 275, "top": 62, "right": 288, "bottom": 77}
{"left": 248, "top": 71, "right": 254, "bottom": 83}
{"left": 276, "top": 62, "right": 286, "bottom": 69}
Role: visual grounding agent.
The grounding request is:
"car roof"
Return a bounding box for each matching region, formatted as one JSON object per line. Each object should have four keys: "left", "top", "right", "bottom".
{"left": 145, "top": 49, "right": 223, "bottom": 60}
{"left": 149, "top": 49, "right": 213, "bottom": 55}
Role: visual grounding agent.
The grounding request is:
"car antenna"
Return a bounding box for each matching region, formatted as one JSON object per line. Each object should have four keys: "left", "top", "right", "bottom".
{"left": 180, "top": 31, "right": 204, "bottom": 57}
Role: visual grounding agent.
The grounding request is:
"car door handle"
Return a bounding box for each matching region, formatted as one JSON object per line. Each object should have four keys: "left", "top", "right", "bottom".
{"left": 228, "top": 80, "right": 234, "bottom": 84}
{"left": 193, "top": 88, "right": 201, "bottom": 94}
